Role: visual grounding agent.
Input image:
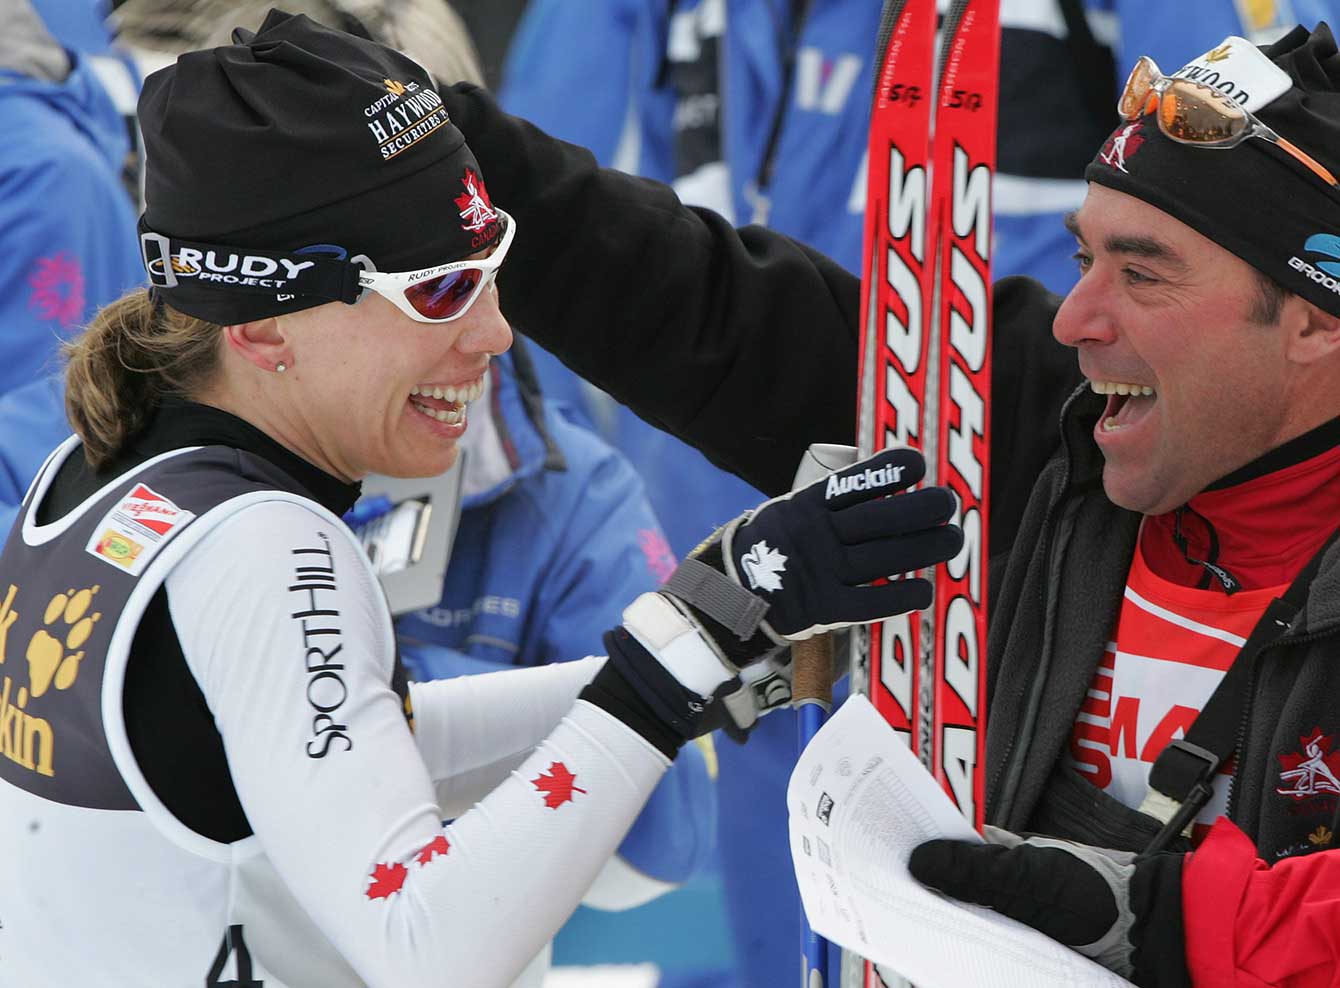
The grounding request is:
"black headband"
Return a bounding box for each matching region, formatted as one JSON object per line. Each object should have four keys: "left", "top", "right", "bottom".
{"left": 140, "top": 226, "right": 366, "bottom": 317}
{"left": 1086, "top": 115, "right": 1340, "bottom": 317}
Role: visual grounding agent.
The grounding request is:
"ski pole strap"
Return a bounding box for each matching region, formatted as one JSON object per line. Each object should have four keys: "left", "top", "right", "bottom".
{"left": 662, "top": 557, "right": 769, "bottom": 641}
{"left": 1141, "top": 527, "right": 1340, "bottom": 853}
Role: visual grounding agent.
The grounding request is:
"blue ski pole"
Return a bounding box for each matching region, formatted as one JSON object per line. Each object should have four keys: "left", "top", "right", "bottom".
{"left": 790, "top": 444, "right": 856, "bottom": 987}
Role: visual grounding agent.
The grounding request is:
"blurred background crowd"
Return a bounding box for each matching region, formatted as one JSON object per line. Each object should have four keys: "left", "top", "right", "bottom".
{"left": 5, "top": 1, "right": 1336, "bottom": 986}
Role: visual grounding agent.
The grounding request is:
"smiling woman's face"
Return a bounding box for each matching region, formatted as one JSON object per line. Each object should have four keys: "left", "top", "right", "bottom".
{"left": 276, "top": 280, "right": 512, "bottom": 482}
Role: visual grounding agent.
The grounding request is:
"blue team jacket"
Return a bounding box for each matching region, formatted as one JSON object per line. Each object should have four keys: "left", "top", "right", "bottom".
{"left": 0, "top": 53, "right": 143, "bottom": 399}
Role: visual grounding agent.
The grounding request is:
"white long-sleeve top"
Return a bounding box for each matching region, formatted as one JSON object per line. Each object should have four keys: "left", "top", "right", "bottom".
{"left": 0, "top": 475, "right": 669, "bottom": 988}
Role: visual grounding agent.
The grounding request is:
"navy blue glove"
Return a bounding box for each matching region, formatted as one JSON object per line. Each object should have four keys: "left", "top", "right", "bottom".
{"left": 663, "top": 447, "right": 962, "bottom": 670}
{"left": 600, "top": 448, "right": 961, "bottom": 751}
{"left": 726, "top": 446, "right": 960, "bottom": 641}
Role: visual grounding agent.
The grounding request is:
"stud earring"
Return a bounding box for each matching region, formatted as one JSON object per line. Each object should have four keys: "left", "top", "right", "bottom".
{"left": 276, "top": 362, "right": 288, "bottom": 373}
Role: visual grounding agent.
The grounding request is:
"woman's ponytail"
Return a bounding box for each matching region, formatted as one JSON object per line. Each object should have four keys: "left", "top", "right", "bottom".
{"left": 63, "top": 291, "right": 222, "bottom": 469}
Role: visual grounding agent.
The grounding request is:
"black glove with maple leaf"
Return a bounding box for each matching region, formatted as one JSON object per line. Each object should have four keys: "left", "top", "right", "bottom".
{"left": 669, "top": 446, "right": 962, "bottom": 665}
{"left": 908, "top": 827, "right": 1189, "bottom": 987}
{"left": 586, "top": 448, "right": 961, "bottom": 755}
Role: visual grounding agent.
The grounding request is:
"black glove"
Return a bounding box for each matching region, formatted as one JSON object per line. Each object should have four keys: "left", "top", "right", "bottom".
{"left": 908, "top": 828, "right": 1189, "bottom": 987}
{"left": 597, "top": 448, "right": 960, "bottom": 753}
{"left": 663, "top": 447, "right": 962, "bottom": 669}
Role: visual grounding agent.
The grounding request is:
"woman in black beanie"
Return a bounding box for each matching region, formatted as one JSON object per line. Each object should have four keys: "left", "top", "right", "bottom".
{"left": 0, "top": 10, "right": 958, "bottom": 987}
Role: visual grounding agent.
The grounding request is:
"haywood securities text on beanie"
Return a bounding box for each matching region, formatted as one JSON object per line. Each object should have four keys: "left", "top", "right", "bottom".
{"left": 137, "top": 8, "right": 503, "bottom": 323}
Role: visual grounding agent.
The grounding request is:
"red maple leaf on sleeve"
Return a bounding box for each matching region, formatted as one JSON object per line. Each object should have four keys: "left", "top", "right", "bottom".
{"left": 365, "top": 861, "right": 408, "bottom": 900}
{"left": 416, "top": 835, "right": 450, "bottom": 866}
{"left": 532, "top": 761, "right": 587, "bottom": 809}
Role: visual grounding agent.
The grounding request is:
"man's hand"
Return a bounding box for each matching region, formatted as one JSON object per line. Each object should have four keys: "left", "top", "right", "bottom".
{"left": 908, "top": 827, "right": 1189, "bottom": 987}
{"left": 604, "top": 448, "right": 960, "bottom": 744}
{"left": 658, "top": 447, "right": 961, "bottom": 670}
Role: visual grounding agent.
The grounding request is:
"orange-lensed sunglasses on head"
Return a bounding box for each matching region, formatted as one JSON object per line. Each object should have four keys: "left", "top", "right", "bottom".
{"left": 1118, "top": 55, "right": 1339, "bottom": 188}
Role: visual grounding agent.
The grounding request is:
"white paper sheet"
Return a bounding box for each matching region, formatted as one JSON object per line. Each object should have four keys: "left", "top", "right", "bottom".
{"left": 788, "top": 695, "right": 1135, "bottom": 988}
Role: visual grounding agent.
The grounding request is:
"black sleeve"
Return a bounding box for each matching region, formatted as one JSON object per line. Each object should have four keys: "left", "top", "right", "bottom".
{"left": 443, "top": 87, "right": 1082, "bottom": 520}
{"left": 445, "top": 82, "right": 860, "bottom": 498}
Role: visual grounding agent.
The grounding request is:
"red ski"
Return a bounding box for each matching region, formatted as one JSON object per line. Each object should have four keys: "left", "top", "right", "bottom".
{"left": 852, "top": 0, "right": 999, "bottom": 982}
{"left": 856, "top": 0, "right": 940, "bottom": 766}
{"left": 925, "top": 0, "right": 998, "bottom": 833}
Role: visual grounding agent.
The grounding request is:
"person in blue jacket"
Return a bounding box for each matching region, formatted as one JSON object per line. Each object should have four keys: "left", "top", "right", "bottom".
{"left": 0, "top": 0, "right": 144, "bottom": 400}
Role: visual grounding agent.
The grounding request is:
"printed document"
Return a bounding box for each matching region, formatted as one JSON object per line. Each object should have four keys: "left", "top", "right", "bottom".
{"left": 788, "top": 695, "right": 1134, "bottom": 988}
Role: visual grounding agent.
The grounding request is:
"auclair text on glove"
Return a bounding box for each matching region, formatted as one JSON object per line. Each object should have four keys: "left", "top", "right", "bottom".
{"left": 824, "top": 463, "right": 906, "bottom": 500}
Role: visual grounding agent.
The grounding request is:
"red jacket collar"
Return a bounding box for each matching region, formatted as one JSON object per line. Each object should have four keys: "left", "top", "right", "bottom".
{"left": 1142, "top": 418, "right": 1340, "bottom": 591}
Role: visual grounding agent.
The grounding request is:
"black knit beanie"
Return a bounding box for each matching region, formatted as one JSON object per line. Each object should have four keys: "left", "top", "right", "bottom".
{"left": 137, "top": 9, "right": 503, "bottom": 322}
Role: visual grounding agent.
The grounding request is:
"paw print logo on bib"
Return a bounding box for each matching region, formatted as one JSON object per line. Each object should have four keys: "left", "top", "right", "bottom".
{"left": 26, "top": 586, "right": 100, "bottom": 698}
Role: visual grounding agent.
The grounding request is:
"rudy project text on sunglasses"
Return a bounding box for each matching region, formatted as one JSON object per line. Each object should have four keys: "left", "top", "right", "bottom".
{"left": 140, "top": 210, "right": 516, "bottom": 324}
{"left": 356, "top": 210, "right": 515, "bottom": 323}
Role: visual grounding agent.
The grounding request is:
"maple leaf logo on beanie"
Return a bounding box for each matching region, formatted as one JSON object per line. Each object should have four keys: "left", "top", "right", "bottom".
{"left": 455, "top": 168, "right": 498, "bottom": 233}
{"left": 1097, "top": 119, "right": 1147, "bottom": 175}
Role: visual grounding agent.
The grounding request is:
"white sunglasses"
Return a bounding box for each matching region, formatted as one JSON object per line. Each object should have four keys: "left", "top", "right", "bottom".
{"left": 356, "top": 208, "right": 516, "bottom": 323}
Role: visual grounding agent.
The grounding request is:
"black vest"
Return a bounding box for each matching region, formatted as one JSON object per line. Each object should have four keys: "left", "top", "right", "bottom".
{"left": 0, "top": 442, "right": 411, "bottom": 825}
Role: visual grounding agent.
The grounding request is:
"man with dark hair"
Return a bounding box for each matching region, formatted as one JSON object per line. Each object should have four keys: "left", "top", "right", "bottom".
{"left": 441, "top": 21, "right": 1340, "bottom": 986}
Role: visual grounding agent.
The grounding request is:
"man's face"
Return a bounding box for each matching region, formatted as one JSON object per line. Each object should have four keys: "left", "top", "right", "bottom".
{"left": 1052, "top": 184, "right": 1291, "bottom": 515}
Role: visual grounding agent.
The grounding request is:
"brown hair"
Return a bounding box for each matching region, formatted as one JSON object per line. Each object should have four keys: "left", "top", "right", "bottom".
{"left": 1249, "top": 269, "right": 1288, "bottom": 326}
{"left": 62, "top": 291, "right": 223, "bottom": 469}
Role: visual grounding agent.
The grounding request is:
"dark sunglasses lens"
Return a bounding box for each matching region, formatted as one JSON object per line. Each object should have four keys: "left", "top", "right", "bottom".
{"left": 1161, "top": 81, "right": 1247, "bottom": 143}
{"left": 405, "top": 269, "right": 482, "bottom": 320}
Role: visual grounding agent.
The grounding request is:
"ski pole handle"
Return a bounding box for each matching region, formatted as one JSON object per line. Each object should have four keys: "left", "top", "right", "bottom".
{"left": 791, "top": 635, "right": 834, "bottom": 709}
